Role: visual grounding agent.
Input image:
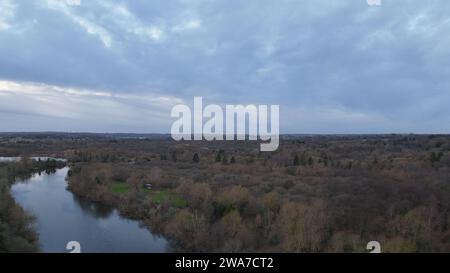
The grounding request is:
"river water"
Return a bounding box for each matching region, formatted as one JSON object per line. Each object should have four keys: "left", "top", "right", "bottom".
{"left": 11, "top": 167, "right": 168, "bottom": 253}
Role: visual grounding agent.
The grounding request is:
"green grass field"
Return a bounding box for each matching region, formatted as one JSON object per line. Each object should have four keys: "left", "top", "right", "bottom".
{"left": 110, "top": 182, "right": 129, "bottom": 194}
{"left": 110, "top": 182, "right": 186, "bottom": 208}
{"left": 147, "top": 189, "right": 186, "bottom": 208}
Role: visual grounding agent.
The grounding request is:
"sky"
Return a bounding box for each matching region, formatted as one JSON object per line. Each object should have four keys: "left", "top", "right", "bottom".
{"left": 0, "top": 0, "right": 449, "bottom": 134}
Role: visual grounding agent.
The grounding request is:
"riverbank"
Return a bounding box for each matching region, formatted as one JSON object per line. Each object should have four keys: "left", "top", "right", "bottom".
{"left": 12, "top": 167, "right": 167, "bottom": 252}
{"left": 4, "top": 134, "right": 450, "bottom": 253}
{"left": 63, "top": 135, "right": 450, "bottom": 253}
{"left": 0, "top": 158, "right": 65, "bottom": 252}
{"left": 66, "top": 163, "right": 181, "bottom": 251}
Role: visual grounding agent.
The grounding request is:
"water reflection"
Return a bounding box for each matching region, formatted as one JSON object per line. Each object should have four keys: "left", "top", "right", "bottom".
{"left": 72, "top": 195, "right": 115, "bottom": 219}
{"left": 11, "top": 167, "right": 167, "bottom": 253}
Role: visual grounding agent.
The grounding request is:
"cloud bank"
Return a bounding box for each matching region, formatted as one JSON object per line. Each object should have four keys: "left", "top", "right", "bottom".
{"left": 0, "top": 0, "right": 449, "bottom": 133}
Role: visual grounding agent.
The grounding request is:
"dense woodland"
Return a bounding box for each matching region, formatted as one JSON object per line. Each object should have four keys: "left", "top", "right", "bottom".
{"left": 1, "top": 133, "right": 450, "bottom": 252}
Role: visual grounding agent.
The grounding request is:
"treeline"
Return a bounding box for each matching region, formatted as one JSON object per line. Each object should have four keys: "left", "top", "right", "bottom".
{"left": 65, "top": 135, "right": 450, "bottom": 252}
{"left": 4, "top": 134, "right": 450, "bottom": 252}
{"left": 68, "top": 163, "right": 450, "bottom": 252}
{"left": 0, "top": 158, "right": 65, "bottom": 252}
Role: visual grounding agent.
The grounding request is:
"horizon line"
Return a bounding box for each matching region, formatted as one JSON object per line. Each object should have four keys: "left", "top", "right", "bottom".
{"left": 0, "top": 131, "right": 449, "bottom": 136}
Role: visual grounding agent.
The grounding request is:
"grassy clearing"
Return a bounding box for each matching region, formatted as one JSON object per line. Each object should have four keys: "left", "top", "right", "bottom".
{"left": 110, "top": 182, "right": 186, "bottom": 207}
{"left": 147, "top": 189, "right": 187, "bottom": 208}
{"left": 111, "top": 182, "right": 129, "bottom": 194}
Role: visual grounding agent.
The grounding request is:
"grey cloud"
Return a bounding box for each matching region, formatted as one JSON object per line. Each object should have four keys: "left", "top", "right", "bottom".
{"left": 0, "top": 0, "right": 449, "bottom": 133}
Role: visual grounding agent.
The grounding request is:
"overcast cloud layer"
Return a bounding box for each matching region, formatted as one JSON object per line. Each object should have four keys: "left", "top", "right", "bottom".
{"left": 0, "top": 0, "right": 449, "bottom": 133}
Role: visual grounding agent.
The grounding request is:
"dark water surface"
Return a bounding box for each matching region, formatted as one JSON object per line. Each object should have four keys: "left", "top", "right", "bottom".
{"left": 11, "top": 167, "right": 167, "bottom": 253}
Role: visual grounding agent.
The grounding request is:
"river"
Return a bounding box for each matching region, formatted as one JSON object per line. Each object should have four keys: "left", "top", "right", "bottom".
{"left": 11, "top": 167, "right": 168, "bottom": 253}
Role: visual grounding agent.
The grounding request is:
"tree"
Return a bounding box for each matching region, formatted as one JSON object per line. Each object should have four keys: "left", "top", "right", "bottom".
{"left": 278, "top": 201, "right": 328, "bottom": 252}
{"left": 171, "top": 151, "right": 177, "bottom": 162}
{"left": 126, "top": 174, "right": 143, "bottom": 190}
{"left": 308, "top": 156, "right": 314, "bottom": 166}
{"left": 300, "top": 153, "right": 307, "bottom": 166}
{"left": 217, "top": 186, "right": 250, "bottom": 213}
{"left": 222, "top": 154, "right": 228, "bottom": 164}
{"left": 177, "top": 182, "right": 212, "bottom": 210}
{"left": 293, "top": 155, "right": 300, "bottom": 166}
{"left": 193, "top": 153, "right": 200, "bottom": 163}
{"left": 216, "top": 150, "right": 225, "bottom": 162}
{"left": 221, "top": 210, "right": 243, "bottom": 238}
{"left": 165, "top": 209, "right": 209, "bottom": 251}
